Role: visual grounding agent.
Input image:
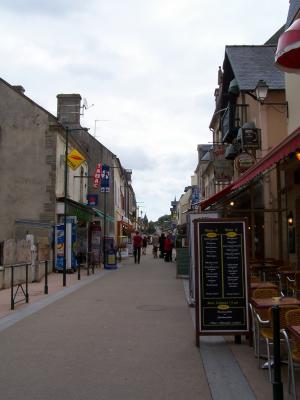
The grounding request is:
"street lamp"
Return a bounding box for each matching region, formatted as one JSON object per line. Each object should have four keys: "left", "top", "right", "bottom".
{"left": 255, "top": 80, "right": 289, "bottom": 117}
{"left": 63, "top": 126, "right": 88, "bottom": 287}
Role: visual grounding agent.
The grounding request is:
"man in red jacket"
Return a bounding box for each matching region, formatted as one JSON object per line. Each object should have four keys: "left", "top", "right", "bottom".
{"left": 133, "top": 230, "right": 143, "bottom": 264}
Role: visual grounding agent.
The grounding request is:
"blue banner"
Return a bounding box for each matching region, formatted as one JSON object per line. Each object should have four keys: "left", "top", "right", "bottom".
{"left": 101, "top": 164, "right": 110, "bottom": 192}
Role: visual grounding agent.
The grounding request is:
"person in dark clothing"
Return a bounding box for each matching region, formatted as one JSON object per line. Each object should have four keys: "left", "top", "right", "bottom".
{"left": 133, "top": 230, "right": 143, "bottom": 263}
{"left": 164, "top": 234, "right": 173, "bottom": 262}
{"left": 159, "top": 233, "right": 166, "bottom": 259}
{"left": 142, "top": 236, "right": 148, "bottom": 255}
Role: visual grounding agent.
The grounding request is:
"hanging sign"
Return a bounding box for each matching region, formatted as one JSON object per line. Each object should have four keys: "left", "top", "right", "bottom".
{"left": 93, "top": 162, "right": 102, "bottom": 188}
{"left": 212, "top": 145, "right": 234, "bottom": 183}
{"left": 67, "top": 149, "right": 86, "bottom": 170}
{"left": 235, "top": 152, "right": 255, "bottom": 173}
{"left": 193, "top": 218, "right": 249, "bottom": 342}
{"left": 101, "top": 164, "right": 110, "bottom": 193}
{"left": 241, "top": 128, "right": 261, "bottom": 150}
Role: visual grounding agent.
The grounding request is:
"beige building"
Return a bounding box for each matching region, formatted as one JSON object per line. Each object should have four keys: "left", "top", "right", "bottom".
{"left": 199, "top": 31, "right": 291, "bottom": 261}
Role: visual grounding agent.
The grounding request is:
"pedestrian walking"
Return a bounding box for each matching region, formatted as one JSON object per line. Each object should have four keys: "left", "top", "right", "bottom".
{"left": 164, "top": 234, "right": 173, "bottom": 262}
{"left": 142, "top": 236, "right": 148, "bottom": 255}
{"left": 133, "top": 230, "right": 143, "bottom": 263}
{"left": 159, "top": 233, "right": 166, "bottom": 259}
{"left": 152, "top": 234, "right": 159, "bottom": 258}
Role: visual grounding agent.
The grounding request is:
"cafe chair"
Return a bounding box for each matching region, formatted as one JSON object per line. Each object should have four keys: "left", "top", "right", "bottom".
{"left": 281, "top": 308, "right": 300, "bottom": 400}
{"left": 286, "top": 276, "right": 296, "bottom": 297}
{"left": 256, "top": 306, "right": 299, "bottom": 381}
{"left": 249, "top": 303, "right": 258, "bottom": 357}
{"left": 251, "top": 288, "right": 280, "bottom": 370}
{"left": 250, "top": 275, "right": 261, "bottom": 283}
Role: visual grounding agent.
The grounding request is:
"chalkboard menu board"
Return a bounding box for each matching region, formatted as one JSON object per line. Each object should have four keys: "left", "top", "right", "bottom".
{"left": 194, "top": 219, "right": 249, "bottom": 336}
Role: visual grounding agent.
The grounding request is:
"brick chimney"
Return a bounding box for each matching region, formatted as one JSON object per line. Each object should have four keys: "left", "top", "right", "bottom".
{"left": 57, "top": 94, "right": 82, "bottom": 126}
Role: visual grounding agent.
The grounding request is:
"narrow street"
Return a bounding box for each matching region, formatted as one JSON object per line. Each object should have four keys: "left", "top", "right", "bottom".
{"left": 0, "top": 252, "right": 211, "bottom": 400}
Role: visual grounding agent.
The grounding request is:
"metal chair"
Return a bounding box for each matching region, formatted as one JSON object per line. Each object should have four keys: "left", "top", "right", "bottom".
{"left": 257, "top": 306, "right": 299, "bottom": 381}
{"left": 251, "top": 288, "right": 280, "bottom": 369}
{"left": 281, "top": 308, "right": 300, "bottom": 399}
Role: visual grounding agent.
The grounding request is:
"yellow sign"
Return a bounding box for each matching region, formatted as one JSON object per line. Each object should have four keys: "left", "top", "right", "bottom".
{"left": 67, "top": 149, "right": 85, "bottom": 170}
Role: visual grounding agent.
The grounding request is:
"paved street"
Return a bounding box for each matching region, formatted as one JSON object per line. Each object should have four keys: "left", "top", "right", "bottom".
{"left": 0, "top": 252, "right": 211, "bottom": 400}
{"left": 0, "top": 250, "right": 292, "bottom": 400}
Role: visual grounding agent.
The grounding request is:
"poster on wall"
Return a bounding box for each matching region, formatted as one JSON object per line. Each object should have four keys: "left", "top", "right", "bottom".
{"left": 56, "top": 224, "right": 64, "bottom": 270}
{"left": 55, "top": 221, "right": 77, "bottom": 271}
{"left": 194, "top": 218, "right": 249, "bottom": 342}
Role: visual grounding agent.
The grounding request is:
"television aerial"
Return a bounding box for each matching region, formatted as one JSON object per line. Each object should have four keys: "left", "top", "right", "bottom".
{"left": 81, "top": 98, "right": 94, "bottom": 115}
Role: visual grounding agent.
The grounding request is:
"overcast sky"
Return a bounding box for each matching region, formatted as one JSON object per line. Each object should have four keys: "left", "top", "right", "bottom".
{"left": 0, "top": 0, "right": 289, "bottom": 220}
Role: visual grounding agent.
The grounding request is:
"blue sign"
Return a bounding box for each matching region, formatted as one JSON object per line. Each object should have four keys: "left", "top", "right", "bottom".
{"left": 87, "top": 194, "right": 98, "bottom": 206}
{"left": 101, "top": 164, "right": 110, "bottom": 193}
{"left": 191, "top": 186, "right": 200, "bottom": 205}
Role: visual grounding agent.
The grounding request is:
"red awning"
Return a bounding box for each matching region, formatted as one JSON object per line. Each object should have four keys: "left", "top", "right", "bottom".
{"left": 200, "top": 128, "right": 300, "bottom": 210}
{"left": 232, "top": 127, "right": 300, "bottom": 190}
{"left": 200, "top": 183, "right": 234, "bottom": 210}
{"left": 275, "top": 18, "right": 300, "bottom": 72}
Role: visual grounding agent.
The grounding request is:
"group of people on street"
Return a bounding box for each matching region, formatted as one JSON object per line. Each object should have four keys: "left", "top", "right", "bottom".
{"left": 132, "top": 231, "right": 175, "bottom": 264}
{"left": 158, "top": 233, "right": 174, "bottom": 262}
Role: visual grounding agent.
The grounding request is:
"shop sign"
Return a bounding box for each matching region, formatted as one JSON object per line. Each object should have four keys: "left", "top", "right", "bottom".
{"left": 214, "top": 159, "right": 234, "bottom": 183}
{"left": 101, "top": 164, "right": 110, "bottom": 193}
{"left": 87, "top": 194, "right": 98, "bottom": 206}
{"left": 67, "top": 149, "right": 86, "bottom": 170}
{"left": 212, "top": 144, "right": 226, "bottom": 160}
{"left": 93, "top": 162, "right": 102, "bottom": 188}
{"left": 241, "top": 128, "right": 261, "bottom": 150}
{"left": 212, "top": 145, "right": 234, "bottom": 183}
{"left": 235, "top": 152, "right": 255, "bottom": 173}
{"left": 191, "top": 186, "right": 200, "bottom": 205}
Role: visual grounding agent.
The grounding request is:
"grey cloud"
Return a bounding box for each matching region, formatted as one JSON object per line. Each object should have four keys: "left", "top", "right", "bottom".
{"left": 0, "top": 0, "right": 87, "bottom": 16}
{"left": 113, "top": 146, "right": 154, "bottom": 171}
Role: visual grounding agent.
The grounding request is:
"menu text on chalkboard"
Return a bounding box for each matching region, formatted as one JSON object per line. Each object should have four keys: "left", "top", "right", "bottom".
{"left": 194, "top": 219, "right": 249, "bottom": 334}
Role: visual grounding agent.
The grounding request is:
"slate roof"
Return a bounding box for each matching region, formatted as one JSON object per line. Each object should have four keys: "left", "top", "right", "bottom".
{"left": 225, "top": 45, "right": 285, "bottom": 92}
{"left": 264, "top": 26, "right": 285, "bottom": 45}
{"left": 286, "top": 0, "right": 300, "bottom": 28}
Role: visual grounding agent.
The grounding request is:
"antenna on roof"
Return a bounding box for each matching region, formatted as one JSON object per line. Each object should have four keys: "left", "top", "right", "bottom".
{"left": 81, "top": 98, "right": 94, "bottom": 115}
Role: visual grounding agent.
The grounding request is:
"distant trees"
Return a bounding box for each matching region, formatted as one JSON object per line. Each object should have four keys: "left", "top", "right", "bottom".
{"left": 143, "top": 214, "right": 172, "bottom": 235}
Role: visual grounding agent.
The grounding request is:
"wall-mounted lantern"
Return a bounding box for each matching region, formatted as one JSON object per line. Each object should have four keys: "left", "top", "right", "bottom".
{"left": 288, "top": 211, "right": 294, "bottom": 226}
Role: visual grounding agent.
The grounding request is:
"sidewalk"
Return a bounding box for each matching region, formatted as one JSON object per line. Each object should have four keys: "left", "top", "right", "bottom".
{"left": 0, "top": 251, "right": 294, "bottom": 399}
{"left": 0, "top": 265, "right": 103, "bottom": 319}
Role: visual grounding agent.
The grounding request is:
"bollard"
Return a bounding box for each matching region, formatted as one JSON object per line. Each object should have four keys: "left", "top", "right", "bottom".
{"left": 272, "top": 305, "right": 283, "bottom": 400}
{"left": 44, "top": 261, "right": 48, "bottom": 294}
{"left": 25, "top": 264, "right": 29, "bottom": 303}
{"left": 11, "top": 266, "right": 14, "bottom": 310}
{"left": 78, "top": 262, "right": 81, "bottom": 280}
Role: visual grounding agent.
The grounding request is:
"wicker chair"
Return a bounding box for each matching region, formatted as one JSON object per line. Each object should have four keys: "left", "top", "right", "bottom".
{"left": 281, "top": 308, "right": 300, "bottom": 399}
{"left": 250, "top": 275, "right": 261, "bottom": 283}
{"left": 251, "top": 288, "right": 280, "bottom": 362}
{"left": 256, "top": 306, "right": 299, "bottom": 381}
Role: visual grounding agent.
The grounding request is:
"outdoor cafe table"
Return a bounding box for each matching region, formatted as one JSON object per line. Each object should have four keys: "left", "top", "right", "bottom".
{"left": 250, "top": 282, "right": 279, "bottom": 296}
{"left": 251, "top": 296, "right": 300, "bottom": 311}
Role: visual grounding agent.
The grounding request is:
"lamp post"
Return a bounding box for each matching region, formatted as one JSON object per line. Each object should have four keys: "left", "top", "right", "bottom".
{"left": 63, "top": 126, "right": 88, "bottom": 287}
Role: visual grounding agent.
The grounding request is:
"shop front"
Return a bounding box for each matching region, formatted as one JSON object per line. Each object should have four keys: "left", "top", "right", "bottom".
{"left": 56, "top": 198, "right": 101, "bottom": 270}
{"left": 116, "top": 217, "right": 134, "bottom": 258}
{"left": 200, "top": 128, "right": 300, "bottom": 266}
